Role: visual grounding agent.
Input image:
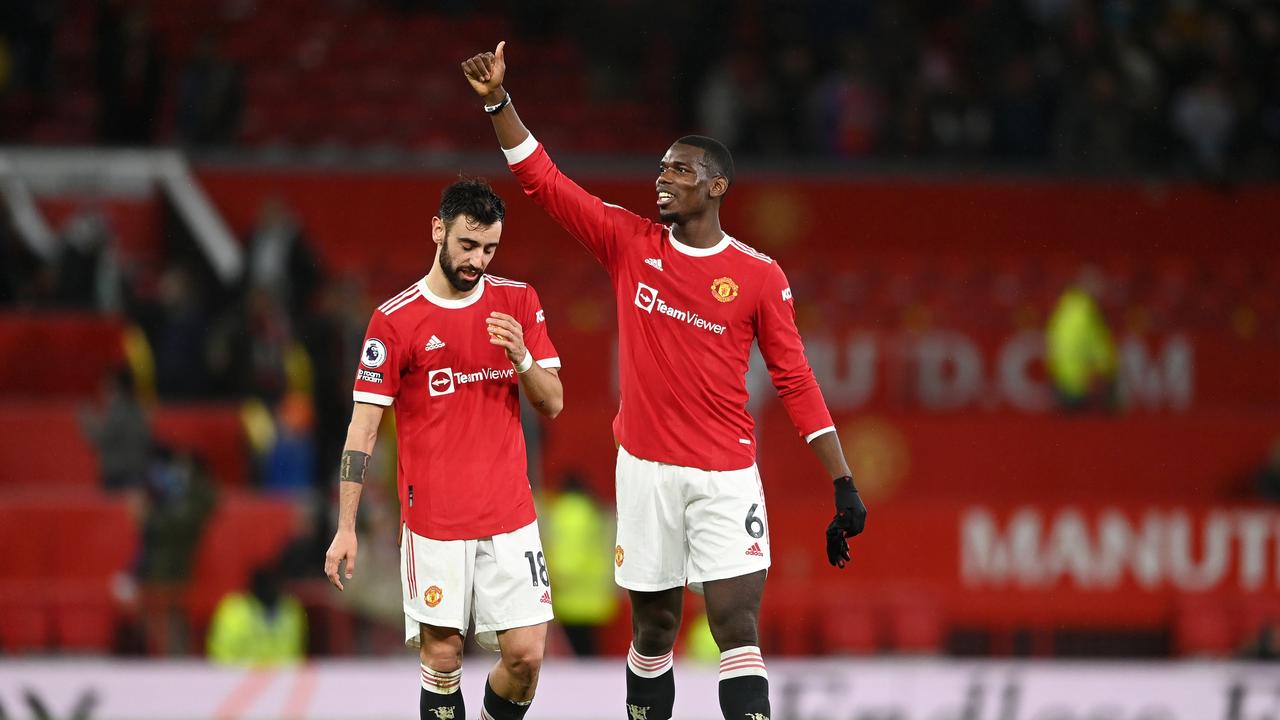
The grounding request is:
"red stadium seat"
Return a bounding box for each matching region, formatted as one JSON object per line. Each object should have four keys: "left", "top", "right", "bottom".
{"left": 1174, "top": 594, "right": 1235, "bottom": 656}
{"left": 50, "top": 580, "right": 118, "bottom": 653}
{"left": 817, "top": 595, "right": 878, "bottom": 655}
{"left": 0, "top": 581, "right": 52, "bottom": 652}
{"left": 884, "top": 590, "right": 945, "bottom": 653}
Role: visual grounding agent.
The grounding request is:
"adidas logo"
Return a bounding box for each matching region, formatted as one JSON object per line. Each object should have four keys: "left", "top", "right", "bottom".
{"left": 745, "top": 543, "right": 764, "bottom": 557}
{"left": 644, "top": 257, "right": 663, "bottom": 272}
{"left": 424, "top": 335, "right": 446, "bottom": 351}
{"left": 539, "top": 591, "right": 552, "bottom": 605}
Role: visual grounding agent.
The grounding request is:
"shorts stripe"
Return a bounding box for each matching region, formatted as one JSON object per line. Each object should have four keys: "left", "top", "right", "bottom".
{"left": 406, "top": 529, "right": 417, "bottom": 598}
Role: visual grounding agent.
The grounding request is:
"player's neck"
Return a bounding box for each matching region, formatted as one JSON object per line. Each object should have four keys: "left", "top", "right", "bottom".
{"left": 424, "top": 267, "right": 478, "bottom": 301}
{"left": 670, "top": 213, "right": 724, "bottom": 249}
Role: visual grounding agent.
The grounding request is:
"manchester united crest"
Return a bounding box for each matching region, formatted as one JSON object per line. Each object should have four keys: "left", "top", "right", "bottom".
{"left": 615, "top": 545, "right": 625, "bottom": 567}
{"left": 424, "top": 585, "right": 443, "bottom": 608}
{"left": 710, "top": 276, "right": 739, "bottom": 303}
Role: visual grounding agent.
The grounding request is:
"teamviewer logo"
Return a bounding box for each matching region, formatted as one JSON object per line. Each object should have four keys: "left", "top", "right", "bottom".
{"left": 634, "top": 283, "right": 658, "bottom": 313}
{"left": 428, "top": 368, "right": 455, "bottom": 396}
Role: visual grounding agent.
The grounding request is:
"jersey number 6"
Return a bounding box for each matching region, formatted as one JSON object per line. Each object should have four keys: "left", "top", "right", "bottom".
{"left": 744, "top": 503, "right": 765, "bottom": 539}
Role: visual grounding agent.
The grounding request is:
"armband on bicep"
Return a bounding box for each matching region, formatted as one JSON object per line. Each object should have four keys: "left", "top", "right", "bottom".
{"left": 339, "top": 450, "right": 370, "bottom": 484}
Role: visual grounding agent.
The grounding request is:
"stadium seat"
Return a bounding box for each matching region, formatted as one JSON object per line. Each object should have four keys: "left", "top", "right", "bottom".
{"left": 50, "top": 580, "right": 118, "bottom": 653}
{"left": 0, "top": 581, "right": 52, "bottom": 652}
{"left": 1174, "top": 595, "right": 1235, "bottom": 656}
{"left": 817, "top": 595, "right": 878, "bottom": 655}
{"left": 883, "top": 590, "right": 945, "bottom": 653}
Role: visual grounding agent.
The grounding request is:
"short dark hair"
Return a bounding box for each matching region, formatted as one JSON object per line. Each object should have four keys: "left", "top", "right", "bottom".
{"left": 438, "top": 177, "right": 505, "bottom": 227}
{"left": 674, "top": 135, "right": 735, "bottom": 188}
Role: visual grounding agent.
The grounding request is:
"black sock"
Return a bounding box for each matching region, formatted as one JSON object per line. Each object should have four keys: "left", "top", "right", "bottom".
{"left": 420, "top": 664, "right": 463, "bottom": 720}
{"left": 625, "top": 645, "right": 675, "bottom": 720}
{"left": 718, "top": 646, "right": 770, "bottom": 719}
{"left": 420, "top": 687, "right": 464, "bottom": 720}
{"left": 482, "top": 678, "right": 532, "bottom": 720}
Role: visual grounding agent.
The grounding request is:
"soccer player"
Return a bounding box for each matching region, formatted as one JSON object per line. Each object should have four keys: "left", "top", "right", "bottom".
{"left": 324, "top": 178, "right": 563, "bottom": 720}
{"left": 462, "top": 43, "right": 867, "bottom": 720}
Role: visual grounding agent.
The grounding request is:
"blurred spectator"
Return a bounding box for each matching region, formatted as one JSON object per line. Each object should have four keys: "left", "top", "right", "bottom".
{"left": 79, "top": 367, "right": 151, "bottom": 492}
{"left": 139, "top": 266, "right": 213, "bottom": 399}
{"left": 300, "top": 277, "right": 368, "bottom": 486}
{"left": 544, "top": 471, "right": 618, "bottom": 656}
{"left": 137, "top": 448, "right": 216, "bottom": 582}
{"left": 176, "top": 32, "right": 244, "bottom": 147}
{"left": 94, "top": 0, "right": 164, "bottom": 145}
{"left": 1239, "top": 621, "right": 1280, "bottom": 661}
{"left": 1046, "top": 266, "right": 1116, "bottom": 412}
{"left": 1254, "top": 438, "right": 1280, "bottom": 501}
{"left": 207, "top": 563, "right": 307, "bottom": 666}
{"left": 245, "top": 198, "right": 322, "bottom": 328}
{"left": 1172, "top": 73, "right": 1237, "bottom": 179}
{"left": 53, "top": 207, "right": 127, "bottom": 312}
{"left": 1054, "top": 68, "right": 1133, "bottom": 174}
{"left": 260, "top": 392, "right": 316, "bottom": 494}
{"left": 809, "top": 38, "right": 883, "bottom": 158}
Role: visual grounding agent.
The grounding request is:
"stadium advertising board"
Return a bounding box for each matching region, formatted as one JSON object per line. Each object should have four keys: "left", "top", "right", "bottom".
{"left": 0, "top": 660, "right": 1274, "bottom": 720}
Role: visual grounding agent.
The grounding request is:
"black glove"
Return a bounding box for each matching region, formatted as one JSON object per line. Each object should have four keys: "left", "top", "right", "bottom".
{"left": 825, "top": 475, "right": 867, "bottom": 568}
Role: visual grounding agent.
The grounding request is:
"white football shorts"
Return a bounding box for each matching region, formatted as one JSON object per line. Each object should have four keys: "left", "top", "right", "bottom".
{"left": 614, "top": 445, "right": 771, "bottom": 592}
{"left": 400, "top": 519, "right": 553, "bottom": 651}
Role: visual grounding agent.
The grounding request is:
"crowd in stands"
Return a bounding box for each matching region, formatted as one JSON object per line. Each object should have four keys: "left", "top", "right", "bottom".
{"left": 1, "top": 0, "right": 1277, "bottom": 177}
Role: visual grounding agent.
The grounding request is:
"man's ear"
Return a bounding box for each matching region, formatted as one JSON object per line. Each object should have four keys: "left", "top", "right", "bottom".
{"left": 709, "top": 176, "right": 729, "bottom": 199}
{"left": 431, "top": 216, "right": 445, "bottom": 245}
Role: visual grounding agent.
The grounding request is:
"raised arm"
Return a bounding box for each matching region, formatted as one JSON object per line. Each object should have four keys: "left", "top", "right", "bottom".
{"left": 461, "top": 42, "right": 654, "bottom": 269}
{"left": 323, "top": 401, "right": 384, "bottom": 591}
{"left": 461, "top": 41, "right": 529, "bottom": 153}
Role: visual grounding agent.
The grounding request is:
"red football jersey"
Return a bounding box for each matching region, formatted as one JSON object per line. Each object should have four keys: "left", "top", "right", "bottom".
{"left": 506, "top": 137, "right": 833, "bottom": 471}
{"left": 353, "top": 274, "right": 560, "bottom": 540}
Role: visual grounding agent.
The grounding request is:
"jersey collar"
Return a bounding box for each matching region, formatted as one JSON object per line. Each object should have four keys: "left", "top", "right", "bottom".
{"left": 417, "top": 274, "right": 486, "bottom": 309}
{"left": 667, "top": 228, "right": 733, "bottom": 257}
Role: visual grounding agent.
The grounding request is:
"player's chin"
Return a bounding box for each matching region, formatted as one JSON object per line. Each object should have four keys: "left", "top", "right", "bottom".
{"left": 449, "top": 273, "right": 482, "bottom": 292}
{"left": 658, "top": 208, "right": 681, "bottom": 224}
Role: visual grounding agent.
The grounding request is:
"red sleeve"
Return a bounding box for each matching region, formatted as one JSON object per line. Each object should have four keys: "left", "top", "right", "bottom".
{"left": 523, "top": 285, "right": 561, "bottom": 369}
{"left": 509, "top": 142, "right": 654, "bottom": 270}
{"left": 755, "top": 263, "right": 834, "bottom": 439}
{"left": 352, "top": 310, "right": 406, "bottom": 406}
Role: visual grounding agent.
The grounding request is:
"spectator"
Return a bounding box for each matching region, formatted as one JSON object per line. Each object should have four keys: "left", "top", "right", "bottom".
{"left": 1046, "top": 266, "right": 1116, "bottom": 412}
{"left": 244, "top": 197, "right": 322, "bottom": 328}
{"left": 260, "top": 391, "right": 316, "bottom": 495}
{"left": 176, "top": 32, "right": 243, "bottom": 147}
{"left": 137, "top": 448, "right": 216, "bottom": 583}
{"left": 79, "top": 367, "right": 151, "bottom": 493}
{"left": 1238, "top": 621, "right": 1280, "bottom": 661}
{"left": 141, "top": 266, "right": 213, "bottom": 399}
{"left": 543, "top": 472, "right": 618, "bottom": 656}
{"left": 1172, "top": 72, "right": 1237, "bottom": 178}
{"left": 1254, "top": 438, "right": 1280, "bottom": 501}
{"left": 54, "top": 207, "right": 126, "bottom": 312}
{"left": 207, "top": 563, "right": 307, "bottom": 666}
{"left": 94, "top": 0, "right": 164, "bottom": 145}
